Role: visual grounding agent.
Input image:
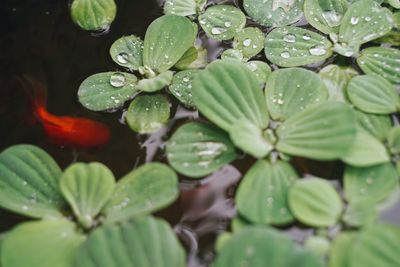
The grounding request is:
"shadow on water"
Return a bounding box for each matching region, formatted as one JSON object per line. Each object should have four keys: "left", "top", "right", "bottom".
{"left": 0, "top": 1, "right": 400, "bottom": 266}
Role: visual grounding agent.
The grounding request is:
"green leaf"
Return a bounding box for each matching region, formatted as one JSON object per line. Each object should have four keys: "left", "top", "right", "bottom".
{"left": 265, "top": 68, "right": 329, "bottom": 121}
{"left": 347, "top": 75, "right": 400, "bottom": 114}
{"left": 0, "top": 145, "right": 64, "bottom": 218}
{"left": 166, "top": 122, "right": 237, "bottom": 178}
{"left": 289, "top": 177, "right": 343, "bottom": 227}
{"left": 304, "top": 236, "right": 331, "bottom": 257}
{"left": 75, "top": 216, "right": 186, "bottom": 267}
{"left": 355, "top": 110, "right": 392, "bottom": 141}
{"left": 246, "top": 61, "right": 272, "bottom": 86}
{"left": 229, "top": 120, "right": 274, "bottom": 158}
{"left": 136, "top": 71, "right": 173, "bottom": 93}
{"left": 126, "top": 94, "right": 170, "bottom": 134}
{"left": 264, "top": 26, "right": 333, "bottom": 67}
{"left": 59, "top": 162, "right": 116, "bottom": 229}
{"left": 329, "top": 232, "right": 356, "bottom": 267}
{"left": 214, "top": 226, "right": 324, "bottom": 267}
{"left": 70, "top": 0, "right": 116, "bottom": 31}
{"left": 243, "top": 0, "right": 304, "bottom": 27}
{"left": 342, "top": 200, "right": 377, "bottom": 227}
{"left": 388, "top": 127, "right": 400, "bottom": 155}
{"left": 387, "top": 0, "right": 400, "bottom": 8}
{"left": 103, "top": 163, "right": 178, "bottom": 223}
{"left": 1, "top": 220, "right": 85, "bottom": 267}
{"left": 341, "top": 130, "right": 390, "bottom": 167}
{"left": 348, "top": 224, "right": 400, "bottom": 267}
{"left": 334, "top": 0, "right": 394, "bottom": 57}
{"left": 198, "top": 5, "right": 246, "bottom": 41}
{"left": 374, "top": 11, "right": 400, "bottom": 46}
{"left": 215, "top": 232, "right": 233, "bottom": 253}
{"left": 221, "top": 49, "right": 245, "bottom": 61}
{"left": 276, "top": 102, "right": 356, "bottom": 160}
{"left": 318, "top": 64, "right": 358, "bottom": 102}
{"left": 109, "top": 35, "right": 143, "bottom": 70}
{"left": 169, "top": 69, "right": 199, "bottom": 107}
{"left": 174, "top": 46, "right": 208, "bottom": 70}
{"left": 164, "top": 0, "right": 206, "bottom": 16}
{"left": 344, "top": 162, "right": 398, "bottom": 204}
{"left": 304, "top": 0, "right": 348, "bottom": 34}
{"left": 233, "top": 27, "right": 264, "bottom": 59}
{"left": 236, "top": 160, "right": 298, "bottom": 225}
{"left": 78, "top": 72, "right": 138, "bottom": 112}
{"left": 192, "top": 59, "right": 269, "bottom": 132}
{"left": 143, "top": 15, "right": 197, "bottom": 73}
{"left": 357, "top": 47, "right": 400, "bottom": 84}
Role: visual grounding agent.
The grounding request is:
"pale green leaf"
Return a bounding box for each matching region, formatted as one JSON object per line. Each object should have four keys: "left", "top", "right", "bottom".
{"left": 342, "top": 200, "right": 377, "bottom": 227}
{"left": 109, "top": 35, "right": 143, "bottom": 70}
{"left": 70, "top": 0, "right": 116, "bottom": 31}
{"left": 246, "top": 61, "right": 272, "bottom": 86}
{"left": 164, "top": 0, "right": 206, "bottom": 16}
{"left": 354, "top": 110, "right": 392, "bottom": 141}
{"left": 169, "top": 69, "right": 199, "bottom": 107}
{"left": 233, "top": 27, "right": 264, "bottom": 59}
{"left": 329, "top": 232, "right": 356, "bottom": 267}
{"left": 388, "top": 127, "right": 400, "bottom": 155}
{"left": 136, "top": 71, "right": 173, "bottom": 93}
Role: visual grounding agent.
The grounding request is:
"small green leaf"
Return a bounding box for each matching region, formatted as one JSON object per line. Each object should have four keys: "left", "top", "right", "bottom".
{"left": 329, "top": 232, "right": 356, "bottom": 267}
{"left": 246, "top": 61, "right": 272, "bottom": 86}
{"left": 169, "top": 70, "right": 199, "bottom": 107}
{"left": 357, "top": 47, "right": 400, "bottom": 84}
{"left": 318, "top": 64, "right": 358, "bottom": 102}
{"left": 289, "top": 177, "right": 343, "bottom": 227}
{"left": 347, "top": 75, "right": 400, "bottom": 114}
{"left": 143, "top": 15, "right": 197, "bottom": 73}
{"left": 229, "top": 120, "right": 274, "bottom": 158}
{"left": 103, "top": 163, "right": 178, "bottom": 223}
{"left": 355, "top": 110, "right": 392, "bottom": 141}
{"left": 344, "top": 162, "right": 398, "bottom": 204}
{"left": 233, "top": 27, "right": 264, "bottom": 59}
{"left": 59, "top": 162, "right": 116, "bottom": 229}
{"left": 276, "top": 102, "right": 356, "bottom": 160}
{"left": 199, "top": 5, "right": 246, "bottom": 41}
{"left": 387, "top": 0, "right": 400, "bottom": 8}
{"left": 304, "top": 0, "right": 348, "bottom": 34}
{"left": 78, "top": 72, "right": 138, "bottom": 112}
{"left": 304, "top": 236, "right": 331, "bottom": 257}
{"left": 265, "top": 68, "right": 329, "bottom": 121}
{"left": 221, "top": 49, "right": 245, "bottom": 61}
{"left": 348, "top": 224, "right": 400, "bottom": 267}
{"left": 1, "top": 220, "right": 85, "bottom": 267}
{"left": 264, "top": 26, "right": 333, "bottom": 67}
{"left": 342, "top": 200, "right": 377, "bottom": 227}
{"left": 214, "top": 226, "right": 324, "bottom": 267}
{"left": 341, "top": 130, "right": 390, "bottom": 167}
{"left": 0, "top": 145, "right": 64, "bottom": 218}
{"left": 109, "top": 35, "right": 143, "bottom": 70}
{"left": 334, "top": 0, "right": 394, "bottom": 57}
{"left": 215, "top": 232, "right": 233, "bottom": 253}
{"left": 70, "top": 0, "right": 116, "bottom": 31}
{"left": 174, "top": 46, "right": 208, "bottom": 70}
{"left": 126, "top": 94, "right": 170, "bottom": 134}
{"left": 164, "top": 0, "right": 206, "bottom": 16}
{"left": 166, "top": 122, "right": 237, "bottom": 178}
{"left": 243, "top": 0, "right": 305, "bottom": 27}
{"left": 75, "top": 216, "right": 186, "bottom": 267}
{"left": 388, "top": 127, "right": 400, "bottom": 155}
{"left": 236, "top": 160, "right": 298, "bottom": 225}
{"left": 136, "top": 71, "right": 173, "bottom": 93}
{"left": 192, "top": 59, "right": 269, "bottom": 132}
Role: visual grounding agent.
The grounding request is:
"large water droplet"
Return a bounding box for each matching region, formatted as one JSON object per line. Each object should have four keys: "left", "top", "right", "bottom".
{"left": 224, "top": 21, "right": 232, "bottom": 27}
{"left": 302, "top": 33, "right": 311, "bottom": 40}
{"left": 283, "top": 33, "right": 296, "bottom": 43}
{"left": 117, "top": 53, "right": 129, "bottom": 64}
{"left": 110, "top": 73, "right": 126, "bottom": 88}
{"left": 211, "top": 27, "right": 225, "bottom": 35}
{"left": 280, "top": 51, "right": 290, "bottom": 58}
{"left": 322, "top": 10, "right": 342, "bottom": 27}
{"left": 309, "top": 45, "right": 327, "bottom": 56}
{"left": 350, "top": 16, "right": 359, "bottom": 25}
{"left": 243, "top": 39, "right": 252, "bottom": 47}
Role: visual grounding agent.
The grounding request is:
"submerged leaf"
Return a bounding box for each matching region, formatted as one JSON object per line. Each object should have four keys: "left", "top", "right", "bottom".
{"left": 143, "top": 15, "right": 197, "bottom": 73}
{"left": 109, "top": 35, "right": 143, "bottom": 70}
{"left": 236, "top": 160, "right": 298, "bottom": 225}
{"left": 264, "top": 26, "right": 333, "bottom": 67}
{"left": 0, "top": 145, "right": 64, "bottom": 218}
{"left": 75, "top": 216, "right": 186, "bottom": 267}
{"left": 1, "top": 220, "right": 85, "bottom": 267}
{"left": 166, "top": 122, "right": 237, "bottom": 178}
{"left": 347, "top": 75, "right": 400, "bottom": 114}
{"left": 243, "top": 0, "right": 304, "bottom": 27}
{"left": 199, "top": 5, "right": 246, "bottom": 41}
{"left": 59, "top": 162, "right": 116, "bottom": 228}
{"left": 78, "top": 72, "right": 138, "bottom": 112}
{"left": 103, "top": 163, "right": 178, "bottom": 223}
{"left": 265, "top": 68, "right": 328, "bottom": 121}
{"left": 289, "top": 177, "right": 343, "bottom": 227}
{"left": 357, "top": 47, "right": 400, "bottom": 84}
{"left": 70, "top": 0, "right": 116, "bottom": 31}
{"left": 126, "top": 94, "right": 170, "bottom": 134}
{"left": 276, "top": 102, "right": 356, "bottom": 160}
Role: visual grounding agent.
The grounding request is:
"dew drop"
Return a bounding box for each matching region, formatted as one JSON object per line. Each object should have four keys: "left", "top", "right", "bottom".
{"left": 211, "top": 27, "right": 225, "bottom": 35}
{"left": 110, "top": 73, "right": 126, "bottom": 88}
{"left": 224, "top": 21, "right": 232, "bottom": 27}
{"left": 302, "top": 33, "right": 311, "bottom": 41}
{"left": 117, "top": 53, "right": 129, "bottom": 64}
{"left": 280, "top": 51, "right": 290, "bottom": 58}
{"left": 283, "top": 33, "right": 296, "bottom": 43}
{"left": 309, "top": 45, "right": 327, "bottom": 56}
{"left": 243, "top": 39, "right": 252, "bottom": 47}
{"left": 350, "top": 16, "right": 359, "bottom": 25}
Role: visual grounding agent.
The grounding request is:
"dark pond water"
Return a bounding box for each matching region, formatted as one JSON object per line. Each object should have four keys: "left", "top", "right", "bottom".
{"left": 0, "top": 0, "right": 399, "bottom": 266}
